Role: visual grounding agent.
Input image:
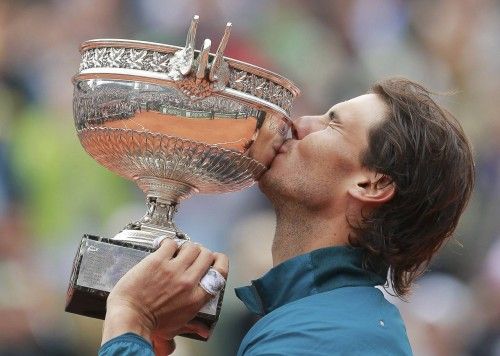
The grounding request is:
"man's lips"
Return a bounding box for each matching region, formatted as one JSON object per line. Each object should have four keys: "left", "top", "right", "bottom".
{"left": 262, "top": 139, "right": 294, "bottom": 171}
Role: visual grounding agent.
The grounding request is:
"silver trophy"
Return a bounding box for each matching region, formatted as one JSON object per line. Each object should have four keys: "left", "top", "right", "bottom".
{"left": 65, "top": 16, "right": 299, "bottom": 340}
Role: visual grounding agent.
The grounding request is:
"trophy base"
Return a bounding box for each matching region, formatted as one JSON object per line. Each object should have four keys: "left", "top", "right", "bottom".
{"left": 65, "top": 235, "right": 224, "bottom": 341}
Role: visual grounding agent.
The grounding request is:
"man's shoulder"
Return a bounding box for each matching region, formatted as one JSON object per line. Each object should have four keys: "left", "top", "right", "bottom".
{"left": 263, "top": 285, "right": 403, "bottom": 325}
{"left": 238, "top": 286, "right": 412, "bottom": 356}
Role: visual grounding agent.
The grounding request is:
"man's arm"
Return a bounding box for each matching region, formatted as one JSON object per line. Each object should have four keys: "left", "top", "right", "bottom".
{"left": 99, "top": 239, "right": 229, "bottom": 354}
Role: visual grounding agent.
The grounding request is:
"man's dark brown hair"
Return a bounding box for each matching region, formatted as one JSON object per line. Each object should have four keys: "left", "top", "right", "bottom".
{"left": 355, "top": 77, "right": 475, "bottom": 297}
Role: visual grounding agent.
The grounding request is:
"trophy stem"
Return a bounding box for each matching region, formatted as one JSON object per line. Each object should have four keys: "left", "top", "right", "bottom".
{"left": 113, "top": 178, "right": 197, "bottom": 247}
{"left": 136, "top": 177, "right": 198, "bottom": 203}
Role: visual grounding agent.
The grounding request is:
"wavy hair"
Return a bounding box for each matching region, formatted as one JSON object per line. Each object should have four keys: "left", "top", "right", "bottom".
{"left": 353, "top": 78, "right": 475, "bottom": 297}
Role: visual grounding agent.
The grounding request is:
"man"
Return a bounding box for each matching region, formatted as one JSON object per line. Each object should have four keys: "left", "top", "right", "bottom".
{"left": 98, "top": 78, "right": 474, "bottom": 355}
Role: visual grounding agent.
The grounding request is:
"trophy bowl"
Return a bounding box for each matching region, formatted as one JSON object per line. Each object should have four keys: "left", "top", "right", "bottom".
{"left": 66, "top": 15, "right": 299, "bottom": 339}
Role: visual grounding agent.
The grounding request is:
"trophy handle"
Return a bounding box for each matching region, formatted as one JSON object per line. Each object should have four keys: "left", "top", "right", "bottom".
{"left": 196, "top": 39, "right": 212, "bottom": 81}
{"left": 179, "top": 15, "right": 199, "bottom": 76}
{"left": 209, "top": 22, "right": 232, "bottom": 82}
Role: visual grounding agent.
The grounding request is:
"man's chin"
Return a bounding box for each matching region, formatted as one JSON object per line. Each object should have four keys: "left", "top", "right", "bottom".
{"left": 257, "top": 167, "right": 292, "bottom": 204}
{"left": 257, "top": 168, "right": 271, "bottom": 186}
{"left": 257, "top": 154, "right": 277, "bottom": 181}
{"left": 257, "top": 167, "right": 273, "bottom": 190}
{"left": 257, "top": 162, "right": 282, "bottom": 192}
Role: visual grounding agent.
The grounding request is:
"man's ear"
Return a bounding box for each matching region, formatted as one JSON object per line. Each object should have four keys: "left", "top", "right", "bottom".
{"left": 348, "top": 172, "right": 395, "bottom": 204}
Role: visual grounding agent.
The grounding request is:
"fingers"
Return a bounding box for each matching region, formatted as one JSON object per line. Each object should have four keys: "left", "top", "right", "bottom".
{"left": 173, "top": 242, "right": 203, "bottom": 269}
{"left": 185, "top": 246, "right": 215, "bottom": 280}
{"left": 121, "top": 238, "right": 178, "bottom": 276}
{"left": 212, "top": 252, "right": 229, "bottom": 279}
{"left": 194, "top": 253, "right": 228, "bottom": 302}
{"left": 153, "top": 238, "right": 179, "bottom": 260}
{"left": 151, "top": 238, "right": 229, "bottom": 302}
{"left": 153, "top": 238, "right": 204, "bottom": 271}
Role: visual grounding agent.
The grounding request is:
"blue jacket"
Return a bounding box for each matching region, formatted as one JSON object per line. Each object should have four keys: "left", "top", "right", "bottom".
{"left": 99, "top": 246, "right": 412, "bottom": 355}
{"left": 235, "top": 246, "right": 412, "bottom": 355}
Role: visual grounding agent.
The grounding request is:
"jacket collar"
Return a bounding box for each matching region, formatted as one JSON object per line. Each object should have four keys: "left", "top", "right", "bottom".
{"left": 235, "top": 246, "right": 387, "bottom": 316}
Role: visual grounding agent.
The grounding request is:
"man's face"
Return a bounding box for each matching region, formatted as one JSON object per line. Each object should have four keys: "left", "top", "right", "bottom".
{"left": 259, "top": 94, "right": 388, "bottom": 208}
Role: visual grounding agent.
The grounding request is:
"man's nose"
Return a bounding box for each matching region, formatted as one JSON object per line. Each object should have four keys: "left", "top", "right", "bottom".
{"left": 292, "top": 115, "right": 327, "bottom": 140}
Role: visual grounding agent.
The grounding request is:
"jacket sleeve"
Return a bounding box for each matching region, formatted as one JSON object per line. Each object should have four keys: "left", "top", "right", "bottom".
{"left": 98, "top": 333, "right": 154, "bottom": 356}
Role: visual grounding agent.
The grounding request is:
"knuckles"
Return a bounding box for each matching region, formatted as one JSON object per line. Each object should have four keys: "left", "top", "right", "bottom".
{"left": 161, "top": 239, "right": 178, "bottom": 250}
{"left": 178, "top": 275, "right": 197, "bottom": 291}
{"left": 159, "top": 263, "right": 175, "bottom": 279}
{"left": 199, "top": 247, "right": 214, "bottom": 259}
{"left": 213, "top": 253, "right": 229, "bottom": 278}
{"left": 186, "top": 243, "right": 202, "bottom": 255}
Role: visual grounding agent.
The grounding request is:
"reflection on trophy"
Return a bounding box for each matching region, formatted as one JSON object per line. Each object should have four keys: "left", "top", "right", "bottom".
{"left": 65, "top": 15, "right": 299, "bottom": 340}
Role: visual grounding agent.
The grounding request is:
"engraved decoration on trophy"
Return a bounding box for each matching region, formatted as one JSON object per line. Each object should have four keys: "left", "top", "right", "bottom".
{"left": 65, "top": 15, "right": 300, "bottom": 340}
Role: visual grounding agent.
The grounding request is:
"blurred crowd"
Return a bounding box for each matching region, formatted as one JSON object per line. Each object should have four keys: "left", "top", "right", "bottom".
{"left": 0, "top": 0, "right": 499, "bottom": 355}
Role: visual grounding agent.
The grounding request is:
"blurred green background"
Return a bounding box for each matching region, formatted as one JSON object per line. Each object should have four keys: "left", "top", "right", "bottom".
{"left": 0, "top": 0, "right": 499, "bottom": 355}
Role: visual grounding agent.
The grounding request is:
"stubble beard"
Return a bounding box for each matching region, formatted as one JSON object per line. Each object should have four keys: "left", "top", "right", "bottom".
{"left": 259, "top": 169, "right": 288, "bottom": 208}
{"left": 259, "top": 169, "right": 310, "bottom": 214}
{"left": 260, "top": 172, "right": 316, "bottom": 265}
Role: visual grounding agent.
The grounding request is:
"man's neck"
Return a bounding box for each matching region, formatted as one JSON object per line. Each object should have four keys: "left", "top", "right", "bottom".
{"left": 272, "top": 203, "right": 351, "bottom": 266}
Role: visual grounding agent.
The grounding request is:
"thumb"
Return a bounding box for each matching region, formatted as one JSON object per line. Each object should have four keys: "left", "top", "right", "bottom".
{"left": 180, "top": 320, "right": 210, "bottom": 339}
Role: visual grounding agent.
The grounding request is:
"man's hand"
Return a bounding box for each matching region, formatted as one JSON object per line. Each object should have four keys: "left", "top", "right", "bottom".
{"left": 101, "top": 239, "right": 229, "bottom": 347}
